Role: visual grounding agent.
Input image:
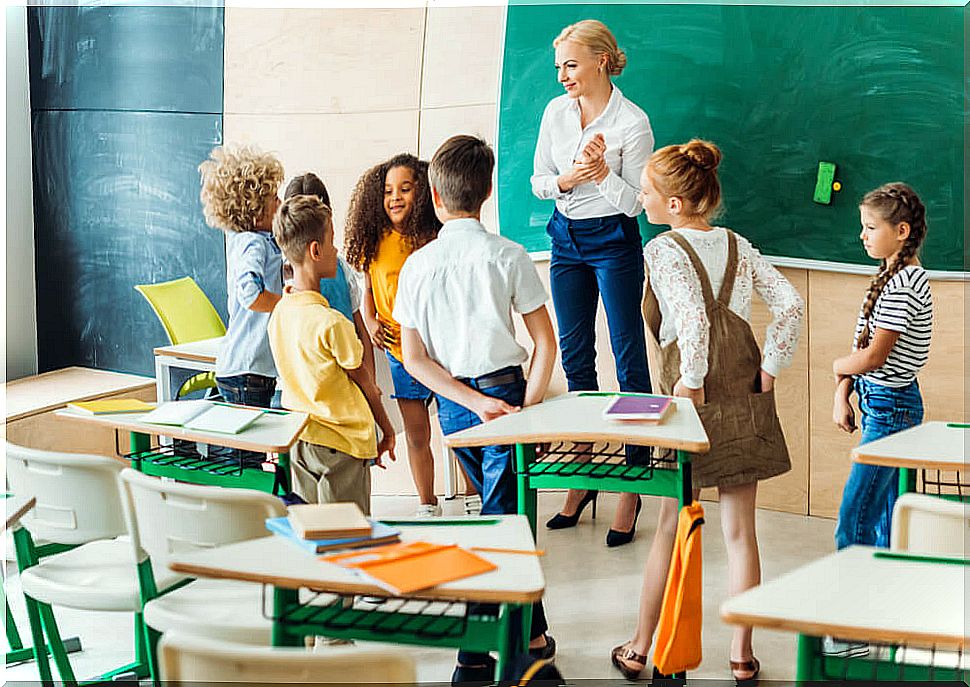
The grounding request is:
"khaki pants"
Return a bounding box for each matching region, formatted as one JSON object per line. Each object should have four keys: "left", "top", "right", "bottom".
{"left": 291, "top": 441, "right": 372, "bottom": 515}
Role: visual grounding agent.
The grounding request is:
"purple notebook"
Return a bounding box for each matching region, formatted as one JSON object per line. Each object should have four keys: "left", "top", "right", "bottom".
{"left": 602, "top": 395, "right": 674, "bottom": 422}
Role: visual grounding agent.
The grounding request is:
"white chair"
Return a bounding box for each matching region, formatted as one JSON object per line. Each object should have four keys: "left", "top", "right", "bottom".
{"left": 118, "top": 468, "right": 286, "bottom": 684}
{"left": 159, "top": 630, "right": 416, "bottom": 684}
{"left": 5, "top": 442, "right": 164, "bottom": 685}
{"left": 890, "top": 492, "right": 969, "bottom": 557}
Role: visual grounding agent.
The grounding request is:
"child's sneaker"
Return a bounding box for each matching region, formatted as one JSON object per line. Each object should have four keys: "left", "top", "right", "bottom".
{"left": 822, "top": 636, "right": 869, "bottom": 658}
{"left": 313, "top": 636, "right": 355, "bottom": 650}
{"left": 415, "top": 503, "right": 442, "bottom": 517}
{"left": 463, "top": 494, "right": 483, "bottom": 516}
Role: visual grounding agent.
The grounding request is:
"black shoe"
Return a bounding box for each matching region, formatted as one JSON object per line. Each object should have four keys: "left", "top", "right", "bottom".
{"left": 545, "top": 490, "right": 598, "bottom": 529}
{"left": 528, "top": 634, "right": 556, "bottom": 661}
{"left": 451, "top": 655, "right": 496, "bottom": 686}
{"left": 606, "top": 495, "right": 642, "bottom": 547}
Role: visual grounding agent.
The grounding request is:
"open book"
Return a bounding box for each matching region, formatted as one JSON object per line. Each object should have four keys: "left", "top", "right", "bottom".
{"left": 140, "top": 400, "right": 264, "bottom": 434}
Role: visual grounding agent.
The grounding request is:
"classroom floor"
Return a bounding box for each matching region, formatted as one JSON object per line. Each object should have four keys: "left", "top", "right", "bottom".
{"left": 4, "top": 491, "right": 835, "bottom": 685}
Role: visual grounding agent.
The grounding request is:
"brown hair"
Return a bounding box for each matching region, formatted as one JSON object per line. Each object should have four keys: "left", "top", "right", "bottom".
{"left": 198, "top": 144, "right": 283, "bottom": 233}
{"left": 428, "top": 135, "right": 494, "bottom": 215}
{"left": 272, "top": 195, "right": 332, "bottom": 265}
{"left": 553, "top": 19, "right": 627, "bottom": 76}
{"left": 855, "top": 182, "right": 928, "bottom": 348}
{"left": 284, "top": 172, "right": 331, "bottom": 207}
{"left": 648, "top": 139, "right": 723, "bottom": 220}
{"left": 344, "top": 153, "right": 440, "bottom": 271}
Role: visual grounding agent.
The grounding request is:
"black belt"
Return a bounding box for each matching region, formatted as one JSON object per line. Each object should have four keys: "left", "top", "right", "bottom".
{"left": 462, "top": 366, "right": 523, "bottom": 390}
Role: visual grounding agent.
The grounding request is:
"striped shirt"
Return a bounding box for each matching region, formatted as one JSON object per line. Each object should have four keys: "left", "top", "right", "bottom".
{"left": 854, "top": 265, "right": 933, "bottom": 387}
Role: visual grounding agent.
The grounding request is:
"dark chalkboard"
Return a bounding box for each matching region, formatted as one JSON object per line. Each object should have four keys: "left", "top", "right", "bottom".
{"left": 497, "top": 3, "right": 966, "bottom": 272}
{"left": 28, "top": 5, "right": 224, "bottom": 113}
{"left": 31, "top": 110, "right": 227, "bottom": 375}
{"left": 28, "top": 5, "right": 226, "bottom": 376}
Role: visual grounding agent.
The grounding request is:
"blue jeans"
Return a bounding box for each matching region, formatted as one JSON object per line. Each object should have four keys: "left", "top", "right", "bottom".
{"left": 215, "top": 373, "right": 277, "bottom": 408}
{"left": 547, "top": 209, "right": 652, "bottom": 464}
{"left": 435, "top": 368, "right": 525, "bottom": 516}
{"left": 385, "top": 350, "right": 434, "bottom": 402}
{"left": 834, "top": 378, "right": 923, "bottom": 549}
{"left": 434, "top": 367, "right": 548, "bottom": 661}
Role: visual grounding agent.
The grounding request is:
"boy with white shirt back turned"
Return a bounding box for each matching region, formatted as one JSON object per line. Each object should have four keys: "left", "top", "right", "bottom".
{"left": 393, "top": 135, "right": 558, "bottom": 683}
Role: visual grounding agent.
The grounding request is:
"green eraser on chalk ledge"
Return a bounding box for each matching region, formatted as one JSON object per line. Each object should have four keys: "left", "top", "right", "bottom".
{"left": 813, "top": 161, "right": 837, "bottom": 204}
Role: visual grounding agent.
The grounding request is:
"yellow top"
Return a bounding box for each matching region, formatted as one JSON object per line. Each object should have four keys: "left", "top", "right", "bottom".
{"left": 267, "top": 287, "right": 375, "bottom": 458}
{"left": 368, "top": 230, "right": 411, "bottom": 361}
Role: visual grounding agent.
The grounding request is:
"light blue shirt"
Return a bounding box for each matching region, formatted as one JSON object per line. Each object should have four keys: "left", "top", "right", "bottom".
{"left": 217, "top": 230, "right": 282, "bottom": 378}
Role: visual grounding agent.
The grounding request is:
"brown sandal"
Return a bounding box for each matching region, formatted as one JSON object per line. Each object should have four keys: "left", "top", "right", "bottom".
{"left": 730, "top": 657, "right": 760, "bottom": 684}
{"left": 611, "top": 643, "right": 647, "bottom": 680}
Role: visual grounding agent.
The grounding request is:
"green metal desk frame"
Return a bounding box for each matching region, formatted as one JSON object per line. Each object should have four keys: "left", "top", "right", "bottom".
{"left": 269, "top": 588, "right": 534, "bottom": 680}
{"left": 797, "top": 635, "right": 967, "bottom": 682}
{"left": 513, "top": 443, "right": 693, "bottom": 538}
{"left": 127, "top": 431, "right": 291, "bottom": 495}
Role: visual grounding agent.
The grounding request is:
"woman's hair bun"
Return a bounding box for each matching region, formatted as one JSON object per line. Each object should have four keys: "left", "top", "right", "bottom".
{"left": 681, "top": 139, "right": 721, "bottom": 172}
{"left": 610, "top": 48, "right": 627, "bottom": 76}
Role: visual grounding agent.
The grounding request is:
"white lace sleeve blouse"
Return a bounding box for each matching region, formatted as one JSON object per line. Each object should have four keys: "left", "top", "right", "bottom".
{"left": 643, "top": 227, "right": 805, "bottom": 389}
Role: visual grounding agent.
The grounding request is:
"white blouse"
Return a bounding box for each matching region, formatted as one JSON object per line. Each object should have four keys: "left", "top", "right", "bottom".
{"left": 531, "top": 85, "right": 654, "bottom": 219}
{"left": 644, "top": 227, "right": 805, "bottom": 389}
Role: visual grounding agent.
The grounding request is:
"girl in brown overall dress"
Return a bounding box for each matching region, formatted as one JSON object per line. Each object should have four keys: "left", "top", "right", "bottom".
{"left": 611, "top": 140, "right": 804, "bottom": 682}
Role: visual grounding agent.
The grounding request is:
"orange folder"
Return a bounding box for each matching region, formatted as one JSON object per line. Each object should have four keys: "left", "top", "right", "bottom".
{"left": 324, "top": 541, "right": 497, "bottom": 595}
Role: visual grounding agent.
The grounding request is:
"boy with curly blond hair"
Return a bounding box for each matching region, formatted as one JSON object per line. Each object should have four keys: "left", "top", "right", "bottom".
{"left": 199, "top": 143, "right": 284, "bottom": 408}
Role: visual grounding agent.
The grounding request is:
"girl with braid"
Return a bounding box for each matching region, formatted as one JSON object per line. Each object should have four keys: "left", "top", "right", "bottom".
{"left": 832, "top": 182, "right": 932, "bottom": 549}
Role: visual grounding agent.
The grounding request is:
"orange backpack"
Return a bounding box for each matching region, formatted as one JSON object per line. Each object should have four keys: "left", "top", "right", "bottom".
{"left": 653, "top": 501, "right": 705, "bottom": 675}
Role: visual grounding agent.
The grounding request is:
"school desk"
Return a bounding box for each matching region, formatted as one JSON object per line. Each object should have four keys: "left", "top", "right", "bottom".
{"left": 54, "top": 406, "right": 307, "bottom": 495}
{"left": 153, "top": 336, "right": 223, "bottom": 403}
{"left": 721, "top": 545, "right": 968, "bottom": 682}
{"left": 852, "top": 421, "right": 969, "bottom": 500}
{"left": 446, "top": 392, "right": 710, "bottom": 534}
{"left": 168, "top": 515, "right": 543, "bottom": 680}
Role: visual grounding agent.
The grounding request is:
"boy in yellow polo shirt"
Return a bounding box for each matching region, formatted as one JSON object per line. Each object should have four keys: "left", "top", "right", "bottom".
{"left": 268, "top": 195, "right": 395, "bottom": 514}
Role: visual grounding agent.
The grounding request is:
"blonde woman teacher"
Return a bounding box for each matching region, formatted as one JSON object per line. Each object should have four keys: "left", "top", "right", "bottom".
{"left": 531, "top": 19, "right": 654, "bottom": 547}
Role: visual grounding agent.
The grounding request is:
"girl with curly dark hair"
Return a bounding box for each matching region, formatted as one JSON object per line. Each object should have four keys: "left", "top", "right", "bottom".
{"left": 345, "top": 153, "right": 449, "bottom": 516}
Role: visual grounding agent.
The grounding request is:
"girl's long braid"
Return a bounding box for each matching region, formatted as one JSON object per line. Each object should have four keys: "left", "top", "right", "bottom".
{"left": 856, "top": 183, "right": 928, "bottom": 348}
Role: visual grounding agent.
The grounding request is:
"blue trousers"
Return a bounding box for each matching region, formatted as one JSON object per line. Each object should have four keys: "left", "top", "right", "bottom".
{"left": 547, "top": 209, "right": 652, "bottom": 463}
{"left": 434, "top": 367, "right": 548, "bottom": 661}
{"left": 834, "top": 377, "right": 923, "bottom": 549}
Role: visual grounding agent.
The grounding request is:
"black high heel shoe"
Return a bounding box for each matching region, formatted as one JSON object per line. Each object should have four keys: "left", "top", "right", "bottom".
{"left": 545, "top": 490, "right": 598, "bottom": 529}
{"left": 606, "top": 495, "right": 642, "bottom": 547}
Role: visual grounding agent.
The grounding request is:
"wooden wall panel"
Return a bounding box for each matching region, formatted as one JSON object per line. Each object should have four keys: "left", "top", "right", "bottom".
{"left": 224, "top": 8, "right": 425, "bottom": 115}
{"left": 421, "top": 6, "right": 505, "bottom": 109}
{"left": 419, "top": 103, "right": 498, "bottom": 231}
{"left": 224, "top": 111, "right": 419, "bottom": 242}
{"left": 808, "top": 271, "right": 966, "bottom": 518}
{"left": 748, "top": 267, "right": 810, "bottom": 513}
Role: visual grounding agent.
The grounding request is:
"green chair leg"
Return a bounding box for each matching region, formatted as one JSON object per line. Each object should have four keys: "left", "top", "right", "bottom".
{"left": 6, "top": 594, "right": 24, "bottom": 651}
{"left": 142, "top": 620, "right": 162, "bottom": 687}
{"left": 21, "top": 594, "right": 54, "bottom": 686}
{"left": 36, "top": 600, "right": 78, "bottom": 687}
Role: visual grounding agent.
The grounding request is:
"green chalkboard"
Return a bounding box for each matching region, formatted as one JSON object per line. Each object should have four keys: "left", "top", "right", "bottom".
{"left": 497, "top": 3, "right": 966, "bottom": 272}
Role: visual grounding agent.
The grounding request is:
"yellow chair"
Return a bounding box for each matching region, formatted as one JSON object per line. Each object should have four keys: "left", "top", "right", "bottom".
{"left": 134, "top": 277, "right": 226, "bottom": 398}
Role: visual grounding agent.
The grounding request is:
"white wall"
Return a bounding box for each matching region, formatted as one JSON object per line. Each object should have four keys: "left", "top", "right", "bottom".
{"left": 5, "top": 5, "right": 38, "bottom": 382}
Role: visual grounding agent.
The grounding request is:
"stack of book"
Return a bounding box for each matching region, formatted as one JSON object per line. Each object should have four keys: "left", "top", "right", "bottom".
{"left": 265, "top": 502, "right": 401, "bottom": 554}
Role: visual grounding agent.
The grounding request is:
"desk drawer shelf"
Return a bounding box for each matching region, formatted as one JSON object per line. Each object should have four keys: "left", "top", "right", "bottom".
{"left": 802, "top": 638, "right": 968, "bottom": 682}
{"left": 127, "top": 444, "right": 286, "bottom": 494}
{"left": 275, "top": 595, "right": 506, "bottom": 652}
{"left": 522, "top": 441, "right": 682, "bottom": 496}
{"left": 915, "top": 469, "right": 969, "bottom": 502}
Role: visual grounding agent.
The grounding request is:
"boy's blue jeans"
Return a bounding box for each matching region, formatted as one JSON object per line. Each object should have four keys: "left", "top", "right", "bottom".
{"left": 435, "top": 366, "right": 548, "bottom": 663}
{"left": 834, "top": 377, "right": 923, "bottom": 549}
